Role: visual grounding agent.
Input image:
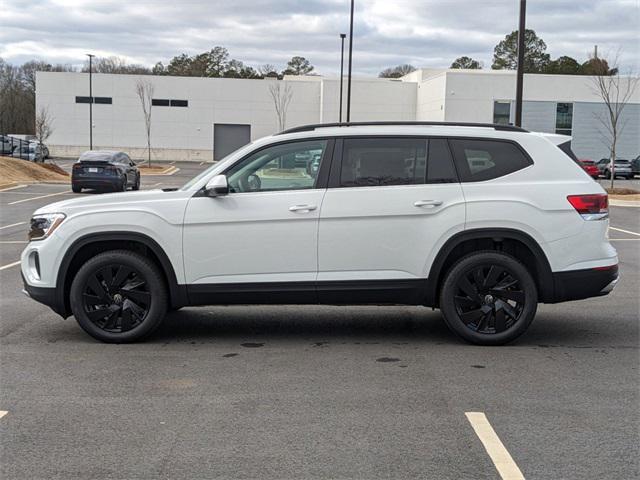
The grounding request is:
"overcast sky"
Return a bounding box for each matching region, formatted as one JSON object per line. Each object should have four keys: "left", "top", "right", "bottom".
{"left": 1, "top": 0, "right": 638, "bottom": 75}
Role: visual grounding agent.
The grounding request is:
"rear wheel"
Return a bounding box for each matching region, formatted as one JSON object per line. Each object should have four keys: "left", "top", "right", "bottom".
{"left": 439, "top": 251, "right": 537, "bottom": 345}
{"left": 71, "top": 185, "right": 82, "bottom": 193}
{"left": 69, "top": 250, "right": 167, "bottom": 343}
{"left": 605, "top": 169, "right": 611, "bottom": 179}
{"left": 133, "top": 174, "right": 140, "bottom": 190}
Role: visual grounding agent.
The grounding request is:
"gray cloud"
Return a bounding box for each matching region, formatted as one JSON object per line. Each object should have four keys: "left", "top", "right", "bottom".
{"left": 1, "top": 0, "right": 638, "bottom": 75}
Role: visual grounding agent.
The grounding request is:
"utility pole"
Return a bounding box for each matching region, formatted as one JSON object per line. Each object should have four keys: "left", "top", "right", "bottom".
{"left": 339, "top": 33, "right": 346, "bottom": 123}
{"left": 514, "top": 0, "right": 526, "bottom": 127}
{"left": 86, "top": 53, "right": 95, "bottom": 149}
{"left": 346, "top": 0, "right": 354, "bottom": 122}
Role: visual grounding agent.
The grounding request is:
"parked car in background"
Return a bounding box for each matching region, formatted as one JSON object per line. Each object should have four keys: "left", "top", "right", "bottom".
{"left": 71, "top": 151, "right": 140, "bottom": 193}
{"left": 30, "top": 141, "right": 49, "bottom": 159}
{"left": 10, "top": 143, "right": 47, "bottom": 162}
{"left": 596, "top": 158, "right": 634, "bottom": 179}
{"left": 578, "top": 159, "right": 599, "bottom": 179}
{"left": 0, "top": 135, "right": 15, "bottom": 155}
{"left": 631, "top": 155, "right": 640, "bottom": 177}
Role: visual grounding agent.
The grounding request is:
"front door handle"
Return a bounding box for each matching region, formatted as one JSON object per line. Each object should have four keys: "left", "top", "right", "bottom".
{"left": 289, "top": 204, "right": 317, "bottom": 212}
{"left": 414, "top": 200, "right": 443, "bottom": 208}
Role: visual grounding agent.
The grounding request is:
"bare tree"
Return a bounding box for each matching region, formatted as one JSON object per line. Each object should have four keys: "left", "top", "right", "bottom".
{"left": 34, "top": 106, "right": 53, "bottom": 162}
{"left": 268, "top": 81, "right": 293, "bottom": 132}
{"left": 135, "top": 78, "right": 155, "bottom": 167}
{"left": 588, "top": 52, "right": 639, "bottom": 189}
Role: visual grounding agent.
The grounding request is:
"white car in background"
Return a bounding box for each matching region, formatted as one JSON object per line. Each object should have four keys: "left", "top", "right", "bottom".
{"left": 21, "top": 122, "right": 618, "bottom": 345}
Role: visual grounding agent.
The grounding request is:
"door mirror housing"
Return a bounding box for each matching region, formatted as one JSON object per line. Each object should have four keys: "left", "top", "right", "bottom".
{"left": 205, "top": 174, "right": 229, "bottom": 197}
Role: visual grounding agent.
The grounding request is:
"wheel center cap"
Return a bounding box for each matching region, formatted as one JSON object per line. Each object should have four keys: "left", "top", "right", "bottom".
{"left": 113, "top": 293, "right": 124, "bottom": 305}
{"left": 484, "top": 294, "right": 494, "bottom": 305}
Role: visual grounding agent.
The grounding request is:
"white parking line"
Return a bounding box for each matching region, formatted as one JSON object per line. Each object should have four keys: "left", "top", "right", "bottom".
{"left": 0, "top": 411, "right": 7, "bottom": 419}
{"left": 466, "top": 412, "right": 525, "bottom": 480}
{"left": 0, "top": 184, "right": 27, "bottom": 192}
{"left": 0, "top": 261, "right": 20, "bottom": 271}
{"left": 8, "top": 190, "right": 71, "bottom": 205}
{"left": 0, "top": 222, "right": 26, "bottom": 230}
{"left": 610, "top": 226, "right": 640, "bottom": 237}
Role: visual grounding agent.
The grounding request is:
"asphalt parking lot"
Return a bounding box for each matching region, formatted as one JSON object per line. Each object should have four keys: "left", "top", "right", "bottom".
{"left": 0, "top": 164, "right": 638, "bottom": 479}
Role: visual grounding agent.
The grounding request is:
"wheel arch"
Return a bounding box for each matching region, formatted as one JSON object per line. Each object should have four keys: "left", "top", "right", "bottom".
{"left": 425, "top": 228, "right": 554, "bottom": 307}
{"left": 56, "top": 232, "right": 187, "bottom": 317}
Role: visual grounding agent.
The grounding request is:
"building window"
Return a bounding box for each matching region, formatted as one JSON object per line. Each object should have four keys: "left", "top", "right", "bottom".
{"left": 556, "top": 102, "right": 573, "bottom": 136}
{"left": 152, "top": 99, "right": 188, "bottom": 107}
{"left": 75, "top": 96, "right": 112, "bottom": 104}
{"left": 493, "top": 101, "right": 511, "bottom": 125}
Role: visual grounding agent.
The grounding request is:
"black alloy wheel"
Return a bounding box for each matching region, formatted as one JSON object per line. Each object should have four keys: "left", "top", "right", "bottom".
{"left": 452, "top": 264, "right": 525, "bottom": 334}
{"left": 440, "top": 251, "right": 537, "bottom": 345}
{"left": 70, "top": 250, "right": 167, "bottom": 342}
{"left": 82, "top": 264, "right": 150, "bottom": 333}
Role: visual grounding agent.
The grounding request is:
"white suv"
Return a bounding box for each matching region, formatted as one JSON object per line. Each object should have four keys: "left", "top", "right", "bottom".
{"left": 21, "top": 122, "right": 619, "bottom": 345}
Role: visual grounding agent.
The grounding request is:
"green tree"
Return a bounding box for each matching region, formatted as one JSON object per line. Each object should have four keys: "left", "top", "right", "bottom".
{"left": 378, "top": 64, "right": 416, "bottom": 78}
{"left": 151, "top": 62, "right": 167, "bottom": 75}
{"left": 166, "top": 54, "right": 193, "bottom": 76}
{"left": 492, "top": 29, "right": 550, "bottom": 73}
{"left": 450, "top": 56, "right": 482, "bottom": 69}
{"left": 581, "top": 57, "right": 617, "bottom": 76}
{"left": 203, "top": 47, "right": 229, "bottom": 77}
{"left": 544, "top": 56, "right": 582, "bottom": 74}
{"left": 282, "top": 56, "right": 314, "bottom": 75}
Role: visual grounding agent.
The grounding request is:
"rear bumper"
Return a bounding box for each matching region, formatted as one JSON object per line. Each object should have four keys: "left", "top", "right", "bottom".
{"left": 550, "top": 264, "right": 619, "bottom": 303}
{"left": 72, "top": 175, "right": 122, "bottom": 189}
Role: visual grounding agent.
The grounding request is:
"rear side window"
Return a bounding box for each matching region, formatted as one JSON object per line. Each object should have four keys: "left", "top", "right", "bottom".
{"left": 340, "top": 138, "right": 426, "bottom": 187}
{"left": 449, "top": 139, "right": 532, "bottom": 182}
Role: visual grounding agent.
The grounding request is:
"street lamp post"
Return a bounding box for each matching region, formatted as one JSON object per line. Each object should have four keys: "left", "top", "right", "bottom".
{"left": 86, "top": 53, "right": 95, "bottom": 149}
{"left": 339, "top": 33, "right": 346, "bottom": 123}
{"left": 514, "top": 0, "right": 526, "bottom": 127}
{"left": 346, "top": 0, "right": 354, "bottom": 123}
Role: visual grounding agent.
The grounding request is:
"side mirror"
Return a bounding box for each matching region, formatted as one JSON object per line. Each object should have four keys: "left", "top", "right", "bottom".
{"left": 205, "top": 174, "right": 229, "bottom": 197}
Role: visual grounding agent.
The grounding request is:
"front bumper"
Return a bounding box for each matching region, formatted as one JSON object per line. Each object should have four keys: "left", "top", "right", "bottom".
{"left": 21, "top": 273, "right": 69, "bottom": 318}
{"left": 551, "top": 264, "right": 619, "bottom": 303}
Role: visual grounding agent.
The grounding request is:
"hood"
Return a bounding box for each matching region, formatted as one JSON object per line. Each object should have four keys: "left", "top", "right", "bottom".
{"left": 33, "top": 189, "right": 186, "bottom": 216}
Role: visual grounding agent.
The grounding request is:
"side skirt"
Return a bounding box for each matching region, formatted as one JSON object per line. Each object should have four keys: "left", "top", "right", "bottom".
{"left": 186, "top": 279, "right": 429, "bottom": 306}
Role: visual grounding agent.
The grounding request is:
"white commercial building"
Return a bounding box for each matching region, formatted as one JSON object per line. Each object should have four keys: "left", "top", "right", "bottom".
{"left": 36, "top": 69, "right": 639, "bottom": 161}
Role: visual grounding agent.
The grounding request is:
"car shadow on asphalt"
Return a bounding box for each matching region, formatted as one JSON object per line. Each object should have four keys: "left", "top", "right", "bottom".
{"left": 139, "top": 306, "right": 623, "bottom": 348}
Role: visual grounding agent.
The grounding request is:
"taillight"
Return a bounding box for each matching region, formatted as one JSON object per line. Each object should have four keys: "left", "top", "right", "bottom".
{"left": 567, "top": 194, "right": 608, "bottom": 220}
{"left": 72, "top": 163, "right": 81, "bottom": 170}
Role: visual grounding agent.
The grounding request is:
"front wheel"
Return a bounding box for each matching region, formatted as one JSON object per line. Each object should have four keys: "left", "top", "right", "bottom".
{"left": 69, "top": 250, "right": 168, "bottom": 343}
{"left": 439, "top": 251, "right": 538, "bottom": 345}
{"left": 133, "top": 174, "right": 140, "bottom": 190}
{"left": 605, "top": 170, "right": 611, "bottom": 179}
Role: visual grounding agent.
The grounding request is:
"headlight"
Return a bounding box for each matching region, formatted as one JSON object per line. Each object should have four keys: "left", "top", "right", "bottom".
{"left": 28, "top": 213, "right": 66, "bottom": 241}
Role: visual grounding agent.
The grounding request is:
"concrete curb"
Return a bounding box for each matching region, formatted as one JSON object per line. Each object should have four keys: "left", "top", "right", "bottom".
{"left": 610, "top": 199, "right": 640, "bottom": 207}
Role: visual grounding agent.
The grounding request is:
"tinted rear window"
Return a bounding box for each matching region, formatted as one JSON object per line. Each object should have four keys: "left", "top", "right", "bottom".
{"left": 449, "top": 139, "right": 532, "bottom": 182}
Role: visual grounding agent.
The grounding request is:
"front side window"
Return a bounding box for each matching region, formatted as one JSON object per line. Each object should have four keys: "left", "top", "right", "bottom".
{"left": 226, "top": 140, "right": 327, "bottom": 193}
{"left": 340, "top": 138, "right": 426, "bottom": 187}
{"left": 449, "top": 139, "right": 532, "bottom": 182}
{"left": 556, "top": 102, "right": 573, "bottom": 136}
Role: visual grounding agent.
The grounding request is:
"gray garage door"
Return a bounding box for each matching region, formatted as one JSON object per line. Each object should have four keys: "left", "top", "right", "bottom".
{"left": 213, "top": 124, "right": 251, "bottom": 160}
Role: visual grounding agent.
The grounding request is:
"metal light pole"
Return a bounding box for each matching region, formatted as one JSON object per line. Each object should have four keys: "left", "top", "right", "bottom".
{"left": 514, "top": 0, "right": 526, "bottom": 127}
{"left": 346, "top": 0, "right": 354, "bottom": 123}
{"left": 339, "top": 33, "right": 346, "bottom": 123}
{"left": 86, "top": 53, "right": 95, "bottom": 149}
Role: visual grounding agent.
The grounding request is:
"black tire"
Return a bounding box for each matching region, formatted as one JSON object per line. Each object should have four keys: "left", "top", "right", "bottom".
{"left": 605, "top": 170, "right": 611, "bottom": 179}
{"left": 71, "top": 185, "right": 82, "bottom": 193}
{"left": 69, "top": 250, "right": 168, "bottom": 343}
{"left": 439, "top": 251, "right": 538, "bottom": 346}
{"left": 133, "top": 174, "right": 140, "bottom": 190}
{"left": 119, "top": 177, "right": 127, "bottom": 192}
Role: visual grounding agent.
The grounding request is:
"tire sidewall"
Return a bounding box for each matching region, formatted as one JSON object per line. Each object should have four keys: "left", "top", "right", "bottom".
{"left": 440, "top": 251, "right": 538, "bottom": 346}
{"left": 70, "top": 250, "right": 167, "bottom": 343}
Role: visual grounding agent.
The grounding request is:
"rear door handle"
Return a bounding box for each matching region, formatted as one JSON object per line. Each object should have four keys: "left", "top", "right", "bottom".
{"left": 414, "top": 200, "right": 443, "bottom": 207}
{"left": 289, "top": 204, "right": 317, "bottom": 212}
